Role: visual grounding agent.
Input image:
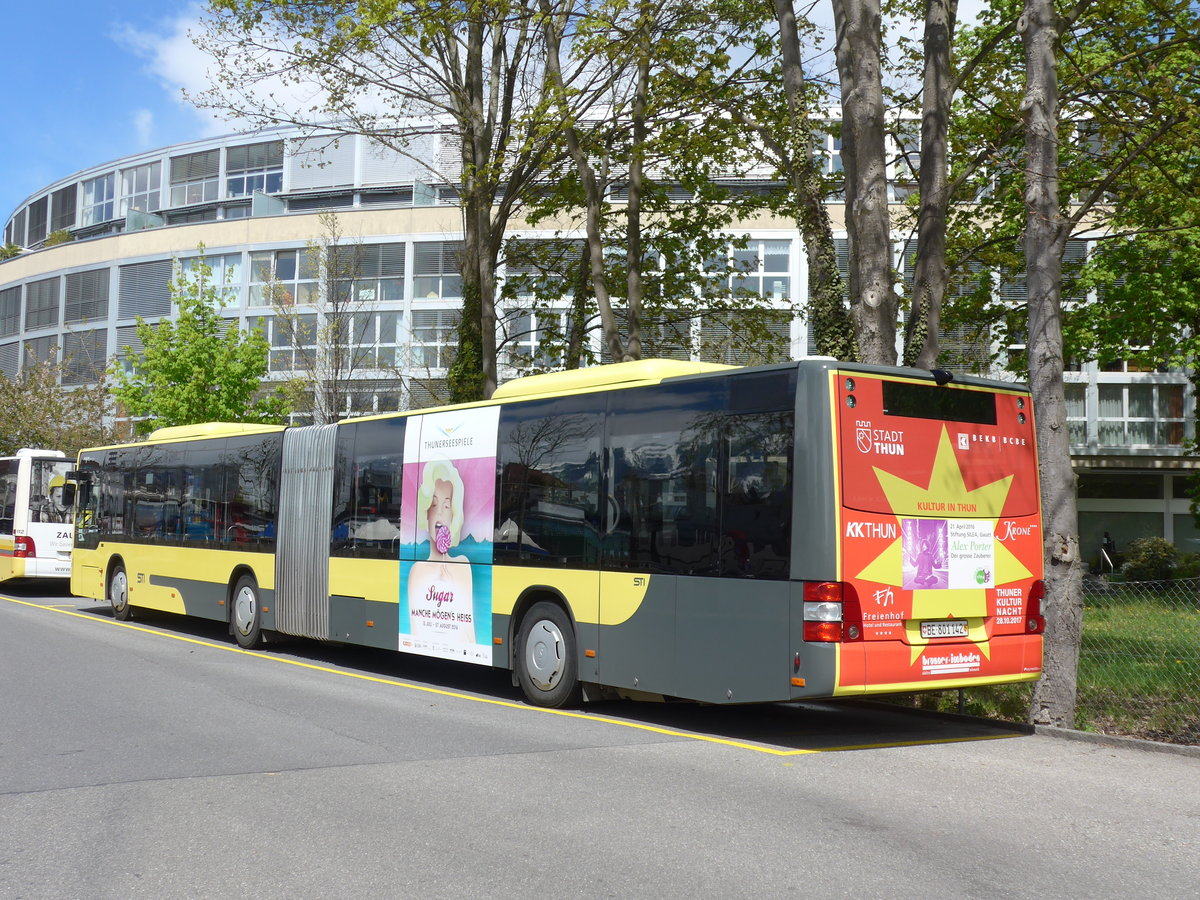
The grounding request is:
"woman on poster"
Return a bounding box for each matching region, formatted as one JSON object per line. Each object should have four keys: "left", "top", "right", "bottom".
{"left": 406, "top": 459, "right": 476, "bottom": 644}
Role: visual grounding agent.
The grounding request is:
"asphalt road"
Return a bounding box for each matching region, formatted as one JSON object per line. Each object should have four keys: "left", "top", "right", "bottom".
{"left": 2, "top": 584, "right": 1197, "bottom": 900}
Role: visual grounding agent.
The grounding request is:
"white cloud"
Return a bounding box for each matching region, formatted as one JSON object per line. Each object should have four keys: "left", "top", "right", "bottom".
{"left": 132, "top": 109, "right": 154, "bottom": 147}
{"left": 112, "top": 4, "right": 237, "bottom": 138}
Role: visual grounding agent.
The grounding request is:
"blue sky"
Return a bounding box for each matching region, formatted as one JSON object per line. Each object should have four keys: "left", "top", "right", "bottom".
{"left": 0, "top": 1, "right": 228, "bottom": 223}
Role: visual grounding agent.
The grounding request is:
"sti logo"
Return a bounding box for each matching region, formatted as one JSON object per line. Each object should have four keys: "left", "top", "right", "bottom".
{"left": 856, "top": 425, "right": 873, "bottom": 454}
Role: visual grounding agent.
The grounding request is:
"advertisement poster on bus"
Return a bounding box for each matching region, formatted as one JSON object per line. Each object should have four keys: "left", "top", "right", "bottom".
{"left": 836, "top": 374, "right": 1043, "bottom": 691}
{"left": 399, "top": 406, "right": 499, "bottom": 665}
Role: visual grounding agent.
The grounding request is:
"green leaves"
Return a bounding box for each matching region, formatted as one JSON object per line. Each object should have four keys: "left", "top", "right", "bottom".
{"left": 0, "top": 361, "right": 116, "bottom": 456}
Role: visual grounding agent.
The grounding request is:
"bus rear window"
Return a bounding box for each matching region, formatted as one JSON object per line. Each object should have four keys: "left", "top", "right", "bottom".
{"left": 839, "top": 373, "right": 1038, "bottom": 519}
{"left": 883, "top": 381, "right": 996, "bottom": 425}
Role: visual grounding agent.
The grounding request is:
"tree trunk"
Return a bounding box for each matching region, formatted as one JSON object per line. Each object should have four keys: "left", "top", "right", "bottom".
{"left": 565, "top": 245, "right": 592, "bottom": 369}
{"left": 622, "top": 9, "right": 651, "bottom": 363}
{"left": 832, "top": 0, "right": 899, "bottom": 365}
{"left": 903, "top": 0, "right": 956, "bottom": 370}
{"left": 447, "top": 18, "right": 495, "bottom": 402}
{"left": 449, "top": 172, "right": 487, "bottom": 402}
{"left": 538, "top": 0, "right": 627, "bottom": 362}
{"left": 1020, "top": 0, "right": 1084, "bottom": 728}
{"left": 774, "top": 0, "right": 857, "bottom": 361}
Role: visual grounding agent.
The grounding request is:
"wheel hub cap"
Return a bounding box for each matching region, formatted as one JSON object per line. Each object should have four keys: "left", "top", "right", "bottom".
{"left": 526, "top": 619, "right": 564, "bottom": 691}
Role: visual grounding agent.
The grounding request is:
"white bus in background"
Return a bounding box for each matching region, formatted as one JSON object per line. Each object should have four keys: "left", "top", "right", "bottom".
{"left": 1, "top": 449, "right": 74, "bottom": 583}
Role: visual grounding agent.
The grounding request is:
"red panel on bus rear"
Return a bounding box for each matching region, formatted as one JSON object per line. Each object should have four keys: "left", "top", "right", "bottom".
{"left": 833, "top": 371, "right": 1044, "bottom": 691}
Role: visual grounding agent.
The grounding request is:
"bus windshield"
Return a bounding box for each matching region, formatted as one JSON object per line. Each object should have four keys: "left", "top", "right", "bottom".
{"left": 28, "top": 458, "right": 74, "bottom": 524}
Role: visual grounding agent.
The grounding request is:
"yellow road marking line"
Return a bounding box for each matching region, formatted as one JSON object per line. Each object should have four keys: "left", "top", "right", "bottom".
{"left": 2, "top": 595, "right": 1023, "bottom": 756}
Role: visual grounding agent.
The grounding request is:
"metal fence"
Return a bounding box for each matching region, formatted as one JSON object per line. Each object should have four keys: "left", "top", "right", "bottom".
{"left": 1077, "top": 575, "right": 1200, "bottom": 745}
{"left": 894, "top": 577, "right": 1199, "bottom": 746}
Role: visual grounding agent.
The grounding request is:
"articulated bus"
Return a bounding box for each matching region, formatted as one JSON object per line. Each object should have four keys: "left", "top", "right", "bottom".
{"left": 69, "top": 359, "right": 1044, "bottom": 707}
{"left": 2, "top": 449, "right": 75, "bottom": 583}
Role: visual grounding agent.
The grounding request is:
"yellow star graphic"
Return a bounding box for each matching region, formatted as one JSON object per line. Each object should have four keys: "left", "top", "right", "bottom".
{"left": 853, "top": 427, "right": 1033, "bottom": 663}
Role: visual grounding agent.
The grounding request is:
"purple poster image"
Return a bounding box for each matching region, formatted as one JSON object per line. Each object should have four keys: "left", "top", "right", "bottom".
{"left": 902, "top": 518, "right": 949, "bottom": 590}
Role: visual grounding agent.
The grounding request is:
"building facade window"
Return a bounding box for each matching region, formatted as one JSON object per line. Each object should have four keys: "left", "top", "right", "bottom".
{"left": 81, "top": 173, "right": 116, "bottom": 226}
{"left": 1065, "top": 382, "right": 1087, "bottom": 446}
{"left": 179, "top": 253, "right": 243, "bottom": 306}
{"left": 10, "top": 209, "right": 26, "bottom": 247}
{"left": 700, "top": 309, "right": 791, "bottom": 366}
{"left": 0, "top": 287, "right": 20, "bottom": 337}
{"left": 721, "top": 238, "right": 790, "bottom": 301}
{"left": 64, "top": 269, "right": 110, "bottom": 323}
{"left": 344, "top": 242, "right": 406, "bottom": 305}
{"left": 413, "top": 241, "right": 463, "bottom": 299}
{"left": 23, "top": 335, "right": 58, "bottom": 367}
{"left": 24, "top": 277, "right": 60, "bottom": 331}
{"left": 410, "top": 308, "right": 458, "bottom": 369}
{"left": 810, "top": 126, "right": 843, "bottom": 175}
{"left": 61, "top": 329, "right": 107, "bottom": 385}
{"left": 1097, "top": 383, "right": 1185, "bottom": 448}
{"left": 268, "top": 313, "right": 317, "bottom": 373}
{"left": 0, "top": 342, "right": 17, "bottom": 378}
{"left": 250, "top": 249, "right": 317, "bottom": 307}
{"left": 226, "top": 141, "right": 283, "bottom": 197}
{"left": 120, "top": 162, "right": 163, "bottom": 215}
{"left": 499, "top": 309, "right": 570, "bottom": 371}
{"left": 26, "top": 197, "right": 48, "bottom": 245}
{"left": 170, "top": 149, "right": 220, "bottom": 206}
{"left": 118, "top": 260, "right": 173, "bottom": 319}
{"left": 51, "top": 185, "right": 77, "bottom": 232}
{"left": 113, "top": 325, "right": 144, "bottom": 375}
{"left": 349, "top": 311, "right": 402, "bottom": 369}
{"left": 890, "top": 122, "right": 921, "bottom": 200}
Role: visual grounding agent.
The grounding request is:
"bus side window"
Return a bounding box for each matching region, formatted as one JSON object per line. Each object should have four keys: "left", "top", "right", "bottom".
{"left": 225, "top": 433, "right": 283, "bottom": 552}
{"left": 605, "top": 383, "right": 725, "bottom": 575}
{"left": 723, "top": 411, "right": 793, "bottom": 580}
{"left": 496, "top": 397, "right": 602, "bottom": 567}
{"left": 333, "top": 418, "right": 405, "bottom": 559}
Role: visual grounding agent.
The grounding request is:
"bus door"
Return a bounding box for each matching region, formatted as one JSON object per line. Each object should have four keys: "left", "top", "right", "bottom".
{"left": 600, "top": 381, "right": 735, "bottom": 700}
{"left": 835, "top": 372, "right": 1042, "bottom": 692}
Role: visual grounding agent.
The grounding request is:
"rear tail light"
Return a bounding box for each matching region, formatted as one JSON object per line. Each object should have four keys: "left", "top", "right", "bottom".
{"left": 1026, "top": 579, "right": 1046, "bottom": 634}
{"left": 14, "top": 535, "right": 35, "bottom": 558}
{"left": 804, "top": 582, "right": 862, "bottom": 641}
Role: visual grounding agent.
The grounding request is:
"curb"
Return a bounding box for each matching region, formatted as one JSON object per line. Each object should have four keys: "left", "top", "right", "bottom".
{"left": 857, "top": 699, "right": 1199, "bottom": 758}
{"left": 1033, "top": 724, "right": 1200, "bottom": 758}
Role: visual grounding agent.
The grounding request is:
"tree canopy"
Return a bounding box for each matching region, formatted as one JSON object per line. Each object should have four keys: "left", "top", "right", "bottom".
{"left": 0, "top": 360, "right": 116, "bottom": 456}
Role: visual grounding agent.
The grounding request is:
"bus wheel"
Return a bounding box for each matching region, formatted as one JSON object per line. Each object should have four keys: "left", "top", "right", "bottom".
{"left": 108, "top": 563, "right": 132, "bottom": 621}
{"left": 231, "top": 575, "right": 262, "bottom": 649}
{"left": 515, "top": 601, "right": 582, "bottom": 709}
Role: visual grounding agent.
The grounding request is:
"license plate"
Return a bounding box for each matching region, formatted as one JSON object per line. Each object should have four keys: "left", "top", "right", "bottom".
{"left": 921, "top": 619, "right": 968, "bottom": 639}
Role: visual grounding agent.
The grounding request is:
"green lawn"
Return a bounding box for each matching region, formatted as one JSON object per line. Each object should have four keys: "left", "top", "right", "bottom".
{"left": 1075, "top": 589, "right": 1199, "bottom": 742}
{"left": 893, "top": 586, "right": 1200, "bottom": 745}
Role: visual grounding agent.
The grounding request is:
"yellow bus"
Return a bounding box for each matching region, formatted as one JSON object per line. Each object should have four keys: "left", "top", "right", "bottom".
{"left": 70, "top": 359, "right": 1045, "bottom": 707}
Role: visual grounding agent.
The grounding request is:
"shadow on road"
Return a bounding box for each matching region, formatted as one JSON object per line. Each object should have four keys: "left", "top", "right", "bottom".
{"left": 51, "top": 595, "right": 1030, "bottom": 754}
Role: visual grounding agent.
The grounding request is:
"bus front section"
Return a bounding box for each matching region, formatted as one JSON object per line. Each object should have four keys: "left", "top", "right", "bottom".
{"left": 823, "top": 369, "right": 1044, "bottom": 697}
